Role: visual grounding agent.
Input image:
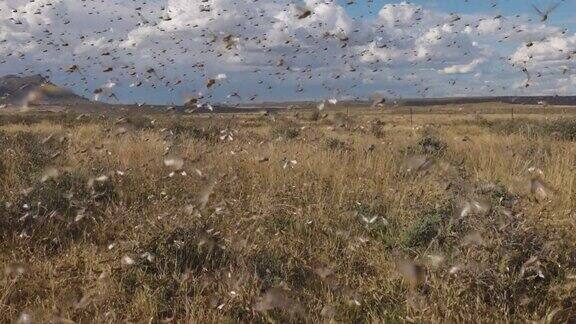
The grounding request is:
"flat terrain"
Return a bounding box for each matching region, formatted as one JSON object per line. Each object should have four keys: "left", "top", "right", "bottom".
{"left": 1, "top": 104, "right": 575, "bottom": 322}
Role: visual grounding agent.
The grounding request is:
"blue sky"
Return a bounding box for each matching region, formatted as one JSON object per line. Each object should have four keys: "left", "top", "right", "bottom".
{"left": 342, "top": 0, "right": 575, "bottom": 34}
{"left": 1, "top": 0, "right": 576, "bottom": 105}
{"left": 343, "top": 0, "right": 573, "bottom": 22}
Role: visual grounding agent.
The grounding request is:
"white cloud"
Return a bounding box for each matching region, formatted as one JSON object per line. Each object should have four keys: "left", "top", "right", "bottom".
{"left": 511, "top": 35, "right": 576, "bottom": 66}
{"left": 477, "top": 19, "right": 501, "bottom": 35}
{"left": 0, "top": 0, "right": 574, "bottom": 103}
{"left": 378, "top": 2, "right": 424, "bottom": 29}
{"left": 440, "top": 59, "right": 485, "bottom": 74}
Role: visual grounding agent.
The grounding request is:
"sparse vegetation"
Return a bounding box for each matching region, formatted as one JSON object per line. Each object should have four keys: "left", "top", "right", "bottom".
{"left": 403, "top": 208, "right": 448, "bottom": 248}
{"left": 270, "top": 122, "right": 300, "bottom": 139}
{"left": 325, "top": 137, "right": 349, "bottom": 152}
{"left": 479, "top": 118, "right": 576, "bottom": 140}
{"left": 1, "top": 105, "right": 575, "bottom": 322}
{"left": 370, "top": 119, "right": 386, "bottom": 138}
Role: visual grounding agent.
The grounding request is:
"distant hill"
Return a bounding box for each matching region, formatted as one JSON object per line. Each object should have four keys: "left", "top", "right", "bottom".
{"left": 2, "top": 74, "right": 575, "bottom": 113}
{"left": 388, "top": 96, "right": 576, "bottom": 107}
{"left": 231, "top": 96, "right": 576, "bottom": 111}
{"left": 0, "top": 74, "right": 88, "bottom": 106}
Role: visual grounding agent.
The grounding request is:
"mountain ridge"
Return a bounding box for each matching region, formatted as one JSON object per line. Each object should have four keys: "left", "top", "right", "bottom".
{"left": 0, "top": 74, "right": 88, "bottom": 106}
{"left": 2, "top": 74, "right": 576, "bottom": 111}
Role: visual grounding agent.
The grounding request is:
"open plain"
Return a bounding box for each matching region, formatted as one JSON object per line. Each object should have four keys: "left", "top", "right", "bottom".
{"left": 1, "top": 104, "right": 575, "bottom": 322}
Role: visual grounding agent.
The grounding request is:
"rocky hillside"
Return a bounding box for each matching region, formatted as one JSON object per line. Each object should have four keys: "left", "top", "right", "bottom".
{"left": 0, "top": 74, "right": 87, "bottom": 106}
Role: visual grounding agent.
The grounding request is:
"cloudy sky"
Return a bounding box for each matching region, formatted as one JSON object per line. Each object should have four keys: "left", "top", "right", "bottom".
{"left": 1, "top": 0, "right": 575, "bottom": 105}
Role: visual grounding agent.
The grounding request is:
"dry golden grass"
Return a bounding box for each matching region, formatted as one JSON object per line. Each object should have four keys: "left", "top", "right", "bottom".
{"left": 1, "top": 105, "right": 575, "bottom": 323}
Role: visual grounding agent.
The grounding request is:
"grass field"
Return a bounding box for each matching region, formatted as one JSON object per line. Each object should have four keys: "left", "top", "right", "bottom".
{"left": 1, "top": 104, "right": 575, "bottom": 322}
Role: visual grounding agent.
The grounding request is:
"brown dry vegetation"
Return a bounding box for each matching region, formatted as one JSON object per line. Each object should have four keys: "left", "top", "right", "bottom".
{"left": 1, "top": 105, "right": 576, "bottom": 323}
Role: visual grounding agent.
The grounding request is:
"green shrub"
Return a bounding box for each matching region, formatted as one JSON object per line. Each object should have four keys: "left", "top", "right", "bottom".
{"left": 403, "top": 209, "right": 448, "bottom": 248}
{"left": 479, "top": 119, "right": 576, "bottom": 141}
{"left": 370, "top": 120, "right": 385, "bottom": 138}
{"left": 140, "top": 227, "right": 229, "bottom": 274}
{"left": 418, "top": 135, "right": 446, "bottom": 155}
{"left": 325, "top": 137, "right": 349, "bottom": 152}
{"left": 168, "top": 122, "right": 221, "bottom": 141}
{"left": 3, "top": 171, "right": 119, "bottom": 251}
{"left": 542, "top": 120, "right": 576, "bottom": 140}
{"left": 270, "top": 124, "right": 300, "bottom": 140}
{"left": 0, "top": 131, "right": 56, "bottom": 177}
